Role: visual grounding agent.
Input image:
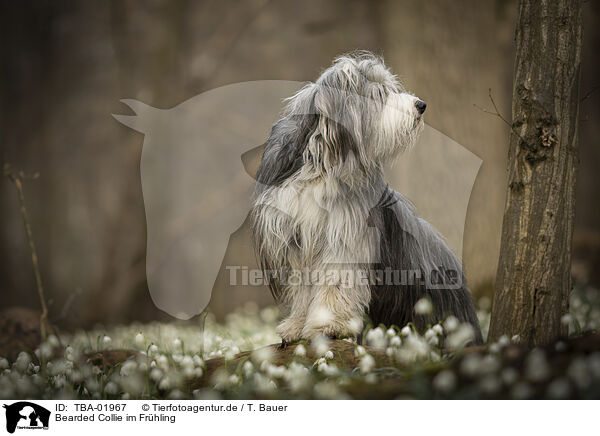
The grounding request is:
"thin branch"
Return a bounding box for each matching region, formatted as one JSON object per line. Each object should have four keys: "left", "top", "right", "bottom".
{"left": 3, "top": 163, "right": 49, "bottom": 341}
{"left": 473, "top": 88, "right": 513, "bottom": 128}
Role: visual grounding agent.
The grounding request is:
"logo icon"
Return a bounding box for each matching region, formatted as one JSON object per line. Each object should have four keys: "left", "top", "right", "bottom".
{"left": 3, "top": 402, "right": 50, "bottom": 433}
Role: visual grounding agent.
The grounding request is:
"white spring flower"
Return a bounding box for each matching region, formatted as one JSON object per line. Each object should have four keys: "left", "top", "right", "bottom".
{"left": 266, "top": 365, "right": 286, "bottom": 379}
{"left": 400, "top": 326, "right": 412, "bottom": 336}
{"left": 224, "top": 348, "right": 237, "bottom": 361}
{"left": 366, "top": 327, "right": 387, "bottom": 348}
{"left": 432, "top": 324, "right": 444, "bottom": 335}
{"left": 364, "top": 373, "right": 378, "bottom": 384}
{"left": 359, "top": 354, "right": 376, "bottom": 374}
{"left": 314, "top": 381, "right": 348, "bottom": 399}
{"left": 0, "top": 358, "right": 9, "bottom": 370}
{"left": 446, "top": 324, "right": 474, "bottom": 349}
{"left": 172, "top": 354, "right": 183, "bottom": 363}
{"left": 242, "top": 361, "right": 254, "bottom": 377}
{"left": 354, "top": 345, "right": 366, "bottom": 357}
{"left": 104, "top": 381, "right": 118, "bottom": 395}
{"left": 311, "top": 336, "right": 330, "bottom": 356}
{"left": 500, "top": 367, "right": 519, "bottom": 385}
{"left": 228, "top": 374, "right": 240, "bottom": 385}
{"left": 524, "top": 348, "right": 550, "bottom": 382}
{"left": 181, "top": 356, "right": 194, "bottom": 369}
{"left": 414, "top": 298, "right": 433, "bottom": 315}
{"left": 173, "top": 338, "right": 182, "bottom": 347}
{"left": 120, "top": 360, "right": 137, "bottom": 377}
{"left": 251, "top": 347, "right": 273, "bottom": 364}
{"left": 460, "top": 353, "right": 482, "bottom": 377}
{"left": 253, "top": 373, "right": 276, "bottom": 393}
{"left": 103, "top": 336, "right": 112, "bottom": 344}
{"left": 479, "top": 375, "right": 501, "bottom": 394}
{"left": 294, "top": 344, "right": 307, "bottom": 357}
{"left": 156, "top": 354, "right": 169, "bottom": 370}
{"left": 547, "top": 378, "right": 571, "bottom": 399}
{"left": 560, "top": 313, "right": 573, "bottom": 325}
{"left": 15, "top": 352, "right": 31, "bottom": 373}
{"left": 390, "top": 336, "right": 402, "bottom": 347}
{"left": 158, "top": 376, "right": 171, "bottom": 390}
{"left": 433, "top": 370, "right": 456, "bottom": 393}
{"left": 386, "top": 328, "right": 396, "bottom": 337}
{"left": 150, "top": 368, "right": 163, "bottom": 381}
{"left": 443, "top": 316, "right": 459, "bottom": 333}
{"left": 149, "top": 344, "right": 159, "bottom": 353}
{"left": 511, "top": 382, "right": 533, "bottom": 399}
{"left": 193, "top": 355, "right": 204, "bottom": 368}
{"left": 48, "top": 335, "right": 60, "bottom": 347}
{"left": 135, "top": 332, "right": 145, "bottom": 347}
{"left": 324, "top": 350, "right": 334, "bottom": 360}
{"left": 567, "top": 357, "right": 590, "bottom": 389}
{"left": 424, "top": 329, "right": 437, "bottom": 345}
{"left": 511, "top": 334, "right": 520, "bottom": 343}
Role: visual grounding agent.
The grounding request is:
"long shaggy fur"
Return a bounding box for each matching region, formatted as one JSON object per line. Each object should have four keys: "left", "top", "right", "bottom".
{"left": 251, "top": 52, "right": 482, "bottom": 344}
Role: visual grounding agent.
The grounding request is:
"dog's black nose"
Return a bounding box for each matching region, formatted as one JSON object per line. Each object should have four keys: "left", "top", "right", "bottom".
{"left": 415, "top": 100, "right": 427, "bottom": 115}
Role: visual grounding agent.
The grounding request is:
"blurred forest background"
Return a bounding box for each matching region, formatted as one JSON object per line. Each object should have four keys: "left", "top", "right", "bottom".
{"left": 1, "top": 0, "right": 599, "bottom": 330}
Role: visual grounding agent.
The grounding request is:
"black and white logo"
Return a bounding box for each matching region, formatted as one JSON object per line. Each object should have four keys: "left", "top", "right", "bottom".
{"left": 3, "top": 402, "right": 50, "bottom": 433}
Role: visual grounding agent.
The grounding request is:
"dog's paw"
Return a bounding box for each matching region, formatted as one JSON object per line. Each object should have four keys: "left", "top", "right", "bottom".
{"left": 276, "top": 317, "right": 305, "bottom": 342}
{"left": 301, "top": 315, "right": 363, "bottom": 340}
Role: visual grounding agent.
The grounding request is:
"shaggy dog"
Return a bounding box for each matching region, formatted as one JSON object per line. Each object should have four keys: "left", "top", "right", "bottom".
{"left": 252, "top": 52, "right": 482, "bottom": 345}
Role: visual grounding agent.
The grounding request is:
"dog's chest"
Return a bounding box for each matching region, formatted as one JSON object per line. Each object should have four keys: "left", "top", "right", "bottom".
{"left": 266, "top": 179, "right": 371, "bottom": 264}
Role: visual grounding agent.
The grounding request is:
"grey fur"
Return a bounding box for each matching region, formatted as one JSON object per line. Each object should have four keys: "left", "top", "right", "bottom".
{"left": 251, "top": 51, "right": 482, "bottom": 344}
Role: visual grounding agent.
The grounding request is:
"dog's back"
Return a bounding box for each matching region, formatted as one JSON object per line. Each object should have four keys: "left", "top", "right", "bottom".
{"left": 368, "top": 187, "right": 483, "bottom": 344}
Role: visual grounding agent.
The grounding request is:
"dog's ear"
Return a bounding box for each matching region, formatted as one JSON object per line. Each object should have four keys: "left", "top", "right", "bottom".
{"left": 256, "top": 84, "right": 320, "bottom": 187}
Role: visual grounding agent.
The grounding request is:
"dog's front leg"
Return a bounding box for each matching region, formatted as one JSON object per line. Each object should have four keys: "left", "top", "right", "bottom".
{"left": 301, "top": 284, "right": 368, "bottom": 340}
{"left": 275, "top": 284, "right": 312, "bottom": 343}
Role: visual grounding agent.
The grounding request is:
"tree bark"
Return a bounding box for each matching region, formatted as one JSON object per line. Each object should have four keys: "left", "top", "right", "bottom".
{"left": 489, "top": 0, "right": 583, "bottom": 346}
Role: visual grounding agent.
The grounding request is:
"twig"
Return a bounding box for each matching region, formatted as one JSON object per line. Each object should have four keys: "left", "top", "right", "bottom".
{"left": 473, "top": 88, "right": 513, "bottom": 128}
{"left": 474, "top": 88, "right": 528, "bottom": 143}
{"left": 3, "top": 163, "right": 49, "bottom": 341}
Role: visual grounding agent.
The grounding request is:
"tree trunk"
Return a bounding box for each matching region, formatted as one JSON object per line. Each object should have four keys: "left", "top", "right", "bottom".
{"left": 489, "top": 0, "right": 583, "bottom": 346}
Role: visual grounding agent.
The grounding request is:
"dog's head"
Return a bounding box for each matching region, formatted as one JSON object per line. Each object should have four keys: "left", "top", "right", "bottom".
{"left": 272, "top": 51, "right": 425, "bottom": 179}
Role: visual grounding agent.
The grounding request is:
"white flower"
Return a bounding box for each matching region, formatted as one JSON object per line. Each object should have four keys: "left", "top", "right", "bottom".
{"left": 366, "top": 327, "right": 386, "bottom": 348}
{"left": 103, "top": 336, "right": 111, "bottom": 343}
{"left": 311, "top": 336, "right": 330, "bottom": 356}
{"left": 524, "top": 348, "right": 550, "bottom": 382}
{"left": 547, "top": 378, "right": 571, "bottom": 399}
{"left": 135, "top": 333, "right": 145, "bottom": 347}
{"left": 104, "top": 381, "right": 118, "bottom": 395}
{"left": 390, "top": 336, "right": 402, "bottom": 347}
{"left": 359, "top": 354, "right": 376, "bottom": 374}
{"left": 354, "top": 345, "right": 366, "bottom": 357}
{"left": 0, "top": 358, "right": 9, "bottom": 370}
{"left": 386, "top": 328, "right": 396, "bottom": 337}
{"left": 242, "top": 361, "right": 254, "bottom": 377}
{"left": 150, "top": 368, "right": 163, "bottom": 381}
{"left": 48, "top": 335, "right": 60, "bottom": 347}
{"left": 433, "top": 370, "right": 456, "bottom": 393}
{"left": 560, "top": 314, "right": 573, "bottom": 325}
{"left": 251, "top": 347, "right": 273, "bottom": 364}
{"left": 294, "top": 344, "right": 307, "bottom": 357}
{"left": 149, "top": 344, "right": 158, "bottom": 353}
{"left": 432, "top": 324, "right": 444, "bottom": 335}
{"left": 324, "top": 350, "right": 334, "bottom": 360}
{"left": 173, "top": 338, "right": 182, "bottom": 347}
{"left": 414, "top": 298, "right": 432, "bottom": 315}
{"left": 400, "top": 326, "right": 412, "bottom": 336}
{"left": 443, "top": 316, "right": 459, "bottom": 332}
{"left": 446, "top": 324, "right": 474, "bottom": 349}
{"left": 120, "top": 360, "right": 137, "bottom": 377}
